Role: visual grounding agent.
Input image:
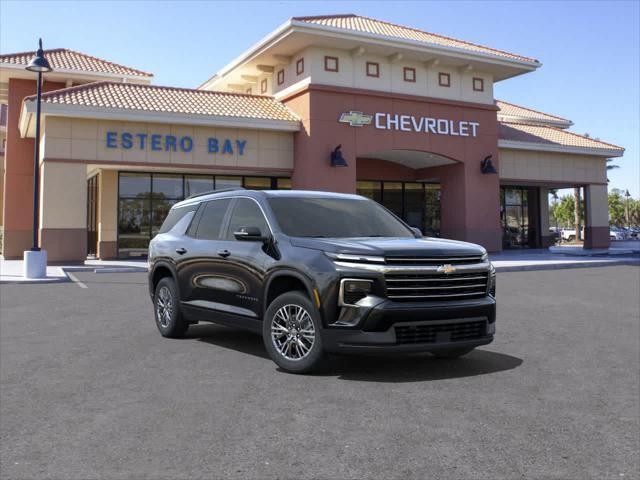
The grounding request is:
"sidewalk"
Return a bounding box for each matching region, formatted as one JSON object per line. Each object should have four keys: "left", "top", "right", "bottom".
{"left": 0, "top": 258, "right": 148, "bottom": 284}
{"left": 1, "top": 250, "right": 637, "bottom": 284}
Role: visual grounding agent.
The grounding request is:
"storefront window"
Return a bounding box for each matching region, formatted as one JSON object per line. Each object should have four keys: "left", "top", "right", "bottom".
{"left": 356, "top": 180, "right": 441, "bottom": 236}
{"left": 501, "top": 186, "right": 538, "bottom": 248}
{"left": 185, "top": 175, "right": 214, "bottom": 197}
{"left": 215, "top": 176, "right": 242, "bottom": 190}
{"left": 117, "top": 173, "right": 290, "bottom": 258}
{"left": 244, "top": 177, "right": 271, "bottom": 190}
{"left": 277, "top": 178, "right": 292, "bottom": 190}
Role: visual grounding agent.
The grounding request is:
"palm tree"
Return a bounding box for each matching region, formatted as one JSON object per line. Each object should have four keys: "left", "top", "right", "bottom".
{"left": 574, "top": 187, "right": 581, "bottom": 241}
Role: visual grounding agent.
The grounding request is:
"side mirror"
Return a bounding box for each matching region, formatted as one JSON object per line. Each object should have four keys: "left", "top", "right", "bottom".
{"left": 410, "top": 227, "right": 422, "bottom": 238}
{"left": 234, "top": 226, "right": 269, "bottom": 242}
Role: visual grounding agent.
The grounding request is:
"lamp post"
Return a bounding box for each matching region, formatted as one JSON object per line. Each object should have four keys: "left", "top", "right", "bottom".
{"left": 23, "top": 39, "right": 52, "bottom": 279}
{"left": 624, "top": 189, "right": 631, "bottom": 229}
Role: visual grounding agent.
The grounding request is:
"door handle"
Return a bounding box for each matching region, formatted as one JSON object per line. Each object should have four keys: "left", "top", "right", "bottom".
{"left": 175, "top": 247, "right": 187, "bottom": 255}
{"left": 217, "top": 249, "right": 231, "bottom": 258}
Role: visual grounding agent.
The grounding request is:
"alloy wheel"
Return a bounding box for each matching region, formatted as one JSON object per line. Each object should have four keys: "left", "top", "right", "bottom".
{"left": 270, "top": 304, "right": 315, "bottom": 361}
{"left": 156, "top": 285, "right": 173, "bottom": 328}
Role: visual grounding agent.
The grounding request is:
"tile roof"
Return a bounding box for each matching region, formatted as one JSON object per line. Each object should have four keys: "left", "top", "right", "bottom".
{"left": 499, "top": 122, "right": 624, "bottom": 154}
{"left": 27, "top": 81, "right": 299, "bottom": 122}
{"left": 293, "top": 14, "right": 538, "bottom": 64}
{"left": 0, "top": 48, "right": 152, "bottom": 78}
{"left": 496, "top": 100, "right": 571, "bottom": 126}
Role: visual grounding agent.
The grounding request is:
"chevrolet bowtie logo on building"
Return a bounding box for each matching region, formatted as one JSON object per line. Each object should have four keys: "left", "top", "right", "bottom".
{"left": 338, "top": 111, "right": 373, "bottom": 127}
{"left": 437, "top": 264, "right": 457, "bottom": 274}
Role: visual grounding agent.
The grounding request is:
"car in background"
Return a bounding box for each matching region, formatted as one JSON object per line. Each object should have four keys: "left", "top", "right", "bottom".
{"left": 610, "top": 227, "right": 629, "bottom": 241}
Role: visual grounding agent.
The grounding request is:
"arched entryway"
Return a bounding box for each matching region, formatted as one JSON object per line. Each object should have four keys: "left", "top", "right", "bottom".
{"left": 356, "top": 150, "right": 458, "bottom": 236}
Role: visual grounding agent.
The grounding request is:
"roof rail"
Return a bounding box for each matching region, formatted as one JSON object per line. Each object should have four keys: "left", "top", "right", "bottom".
{"left": 186, "top": 187, "right": 245, "bottom": 200}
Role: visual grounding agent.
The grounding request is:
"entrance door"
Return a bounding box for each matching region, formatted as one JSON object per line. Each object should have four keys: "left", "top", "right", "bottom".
{"left": 86, "top": 175, "right": 99, "bottom": 257}
{"left": 501, "top": 186, "right": 540, "bottom": 248}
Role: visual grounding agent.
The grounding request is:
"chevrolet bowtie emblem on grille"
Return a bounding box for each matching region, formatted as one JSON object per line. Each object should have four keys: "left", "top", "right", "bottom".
{"left": 437, "top": 264, "right": 457, "bottom": 274}
{"left": 338, "top": 111, "right": 373, "bottom": 127}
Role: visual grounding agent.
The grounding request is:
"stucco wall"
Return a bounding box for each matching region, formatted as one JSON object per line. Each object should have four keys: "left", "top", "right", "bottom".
{"left": 41, "top": 117, "right": 294, "bottom": 171}
{"left": 499, "top": 148, "right": 607, "bottom": 184}
{"left": 273, "top": 46, "right": 494, "bottom": 105}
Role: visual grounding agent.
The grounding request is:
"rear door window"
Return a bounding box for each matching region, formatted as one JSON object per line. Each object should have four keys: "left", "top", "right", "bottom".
{"left": 194, "top": 199, "right": 231, "bottom": 240}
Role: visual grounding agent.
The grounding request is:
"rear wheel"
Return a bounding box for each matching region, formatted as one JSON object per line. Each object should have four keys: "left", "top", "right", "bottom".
{"left": 263, "top": 291, "right": 325, "bottom": 374}
{"left": 154, "top": 277, "right": 189, "bottom": 338}
{"left": 431, "top": 347, "right": 475, "bottom": 359}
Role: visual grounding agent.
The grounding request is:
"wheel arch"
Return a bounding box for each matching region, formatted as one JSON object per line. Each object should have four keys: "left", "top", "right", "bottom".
{"left": 263, "top": 270, "right": 316, "bottom": 316}
{"left": 150, "top": 261, "right": 179, "bottom": 298}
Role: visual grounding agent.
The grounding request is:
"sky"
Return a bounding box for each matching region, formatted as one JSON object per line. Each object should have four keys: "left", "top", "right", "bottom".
{"left": 1, "top": 0, "right": 638, "bottom": 197}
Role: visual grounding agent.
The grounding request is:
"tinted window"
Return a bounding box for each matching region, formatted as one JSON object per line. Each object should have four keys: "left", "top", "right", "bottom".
{"left": 194, "top": 199, "right": 231, "bottom": 240}
{"left": 227, "top": 198, "right": 270, "bottom": 240}
{"left": 268, "top": 197, "right": 413, "bottom": 238}
{"left": 158, "top": 204, "right": 197, "bottom": 234}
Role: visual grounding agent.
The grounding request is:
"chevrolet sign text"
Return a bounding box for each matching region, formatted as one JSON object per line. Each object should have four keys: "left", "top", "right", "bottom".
{"left": 374, "top": 113, "right": 479, "bottom": 137}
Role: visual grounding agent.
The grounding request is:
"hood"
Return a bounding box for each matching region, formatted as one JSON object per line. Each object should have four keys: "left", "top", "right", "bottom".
{"left": 288, "top": 236, "right": 486, "bottom": 257}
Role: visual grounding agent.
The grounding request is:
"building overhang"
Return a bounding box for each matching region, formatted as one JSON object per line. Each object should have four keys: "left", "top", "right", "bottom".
{"left": 496, "top": 114, "right": 574, "bottom": 129}
{"left": 200, "top": 19, "right": 540, "bottom": 89}
{"left": 18, "top": 101, "right": 301, "bottom": 139}
{"left": 498, "top": 140, "right": 624, "bottom": 158}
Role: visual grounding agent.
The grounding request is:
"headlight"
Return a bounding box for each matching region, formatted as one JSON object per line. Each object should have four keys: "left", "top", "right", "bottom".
{"left": 325, "top": 252, "right": 385, "bottom": 264}
{"left": 481, "top": 252, "right": 489, "bottom": 262}
{"left": 339, "top": 278, "right": 373, "bottom": 306}
{"left": 487, "top": 270, "right": 496, "bottom": 297}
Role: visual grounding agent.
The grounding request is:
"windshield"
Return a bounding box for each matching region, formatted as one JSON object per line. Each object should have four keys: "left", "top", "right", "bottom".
{"left": 268, "top": 197, "right": 414, "bottom": 238}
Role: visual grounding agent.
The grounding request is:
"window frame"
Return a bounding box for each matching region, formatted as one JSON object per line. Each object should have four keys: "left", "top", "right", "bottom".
{"left": 225, "top": 197, "right": 273, "bottom": 240}
{"left": 277, "top": 69, "right": 284, "bottom": 85}
{"left": 192, "top": 198, "right": 233, "bottom": 241}
{"left": 472, "top": 77, "right": 484, "bottom": 92}
{"left": 403, "top": 67, "right": 416, "bottom": 83}
{"left": 438, "top": 72, "right": 451, "bottom": 87}
{"left": 296, "top": 58, "right": 304, "bottom": 75}
{"left": 366, "top": 61, "right": 380, "bottom": 78}
{"left": 324, "top": 55, "right": 339, "bottom": 72}
{"left": 260, "top": 78, "right": 268, "bottom": 94}
{"left": 245, "top": 87, "right": 252, "bottom": 95}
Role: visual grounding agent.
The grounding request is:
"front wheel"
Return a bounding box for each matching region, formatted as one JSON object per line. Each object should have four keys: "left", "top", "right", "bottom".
{"left": 431, "top": 347, "right": 475, "bottom": 359}
{"left": 263, "top": 291, "right": 325, "bottom": 374}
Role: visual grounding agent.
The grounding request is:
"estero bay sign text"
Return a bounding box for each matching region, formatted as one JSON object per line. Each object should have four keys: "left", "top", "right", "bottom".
{"left": 105, "top": 131, "right": 248, "bottom": 155}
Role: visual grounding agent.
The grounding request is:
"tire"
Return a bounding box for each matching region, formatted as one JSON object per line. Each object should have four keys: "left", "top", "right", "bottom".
{"left": 263, "top": 291, "right": 325, "bottom": 374}
{"left": 431, "top": 347, "right": 475, "bottom": 359}
{"left": 153, "top": 277, "right": 189, "bottom": 338}
{"left": 567, "top": 235, "right": 575, "bottom": 242}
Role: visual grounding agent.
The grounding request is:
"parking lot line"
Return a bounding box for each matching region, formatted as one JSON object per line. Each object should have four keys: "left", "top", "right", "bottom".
{"left": 66, "top": 272, "right": 88, "bottom": 289}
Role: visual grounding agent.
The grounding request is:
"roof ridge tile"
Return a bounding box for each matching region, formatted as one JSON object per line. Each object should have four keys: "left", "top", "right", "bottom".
{"left": 496, "top": 99, "right": 571, "bottom": 123}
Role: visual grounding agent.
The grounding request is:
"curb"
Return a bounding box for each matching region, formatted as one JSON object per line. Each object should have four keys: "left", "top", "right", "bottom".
{"left": 494, "top": 259, "right": 640, "bottom": 273}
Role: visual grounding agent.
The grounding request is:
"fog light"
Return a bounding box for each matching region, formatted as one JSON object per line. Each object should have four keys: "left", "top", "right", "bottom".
{"left": 339, "top": 279, "right": 373, "bottom": 306}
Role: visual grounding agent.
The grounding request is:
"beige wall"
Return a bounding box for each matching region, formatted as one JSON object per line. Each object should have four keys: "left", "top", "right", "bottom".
{"left": 267, "top": 46, "right": 494, "bottom": 104}
{"left": 585, "top": 184, "right": 609, "bottom": 228}
{"left": 42, "top": 117, "right": 294, "bottom": 170}
{"left": 40, "top": 161, "right": 86, "bottom": 229}
{"left": 98, "top": 169, "right": 118, "bottom": 244}
{"left": 499, "top": 148, "right": 607, "bottom": 184}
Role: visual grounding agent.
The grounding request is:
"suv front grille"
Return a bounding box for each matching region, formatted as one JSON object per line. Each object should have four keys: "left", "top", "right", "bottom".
{"left": 385, "top": 256, "right": 483, "bottom": 266}
{"left": 385, "top": 271, "right": 489, "bottom": 301}
{"left": 395, "top": 321, "right": 486, "bottom": 345}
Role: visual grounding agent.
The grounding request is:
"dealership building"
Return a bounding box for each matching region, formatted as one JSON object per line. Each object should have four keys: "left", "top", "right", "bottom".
{"left": 0, "top": 14, "right": 624, "bottom": 261}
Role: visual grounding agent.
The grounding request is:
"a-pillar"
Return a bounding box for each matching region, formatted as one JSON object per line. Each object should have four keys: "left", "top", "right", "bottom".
{"left": 39, "top": 161, "right": 87, "bottom": 262}
{"left": 539, "top": 187, "right": 553, "bottom": 247}
{"left": 584, "top": 184, "right": 610, "bottom": 249}
{"left": 98, "top": 170, "right": 118, "bottom": 259}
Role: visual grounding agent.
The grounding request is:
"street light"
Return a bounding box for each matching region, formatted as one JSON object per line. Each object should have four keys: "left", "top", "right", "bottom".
{"left": 624, "top": 189, "right": 631, "bottom": 229}
{"left": 23, "top": 39, "right": 52, "bottom": 279}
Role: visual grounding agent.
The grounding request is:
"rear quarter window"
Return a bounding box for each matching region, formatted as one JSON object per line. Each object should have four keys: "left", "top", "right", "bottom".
{"left": 158, "top": 204, "right": 197, "bottom": 234}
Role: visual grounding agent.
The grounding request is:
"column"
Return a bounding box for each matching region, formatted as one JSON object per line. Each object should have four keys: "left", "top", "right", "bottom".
{"left": 98, "top": 170, "right": 118, "bottom": 259}
{"left": 39, "top": 161, "right": 87, "bottom": 262}
{"left": 539, "top": 187, "right": 552, "bottom": 247}
{"left": 584, "top": 184, "right": 610, "bottom": 249}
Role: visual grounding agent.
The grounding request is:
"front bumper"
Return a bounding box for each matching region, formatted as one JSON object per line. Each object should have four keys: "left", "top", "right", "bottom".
{"left": 321, "top": 296, "right": 495, "bottom": 354}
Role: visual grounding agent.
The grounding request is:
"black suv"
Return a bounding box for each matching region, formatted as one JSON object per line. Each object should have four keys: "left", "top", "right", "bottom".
{"left": 148, "top": 189, "right": 496, "bottom": 373}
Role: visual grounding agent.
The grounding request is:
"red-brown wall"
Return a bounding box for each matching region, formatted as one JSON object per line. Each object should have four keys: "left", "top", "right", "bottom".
{"left": 2, "top": 78, "right": 66, "bottom": 259}
{"left": 283, "top": 84, "right": 502, "bottom": 251}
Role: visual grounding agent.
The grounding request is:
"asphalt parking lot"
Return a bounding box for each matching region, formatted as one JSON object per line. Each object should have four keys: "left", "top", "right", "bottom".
{"left": 1, "top": 266, "right": 639, "bottom": 480}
